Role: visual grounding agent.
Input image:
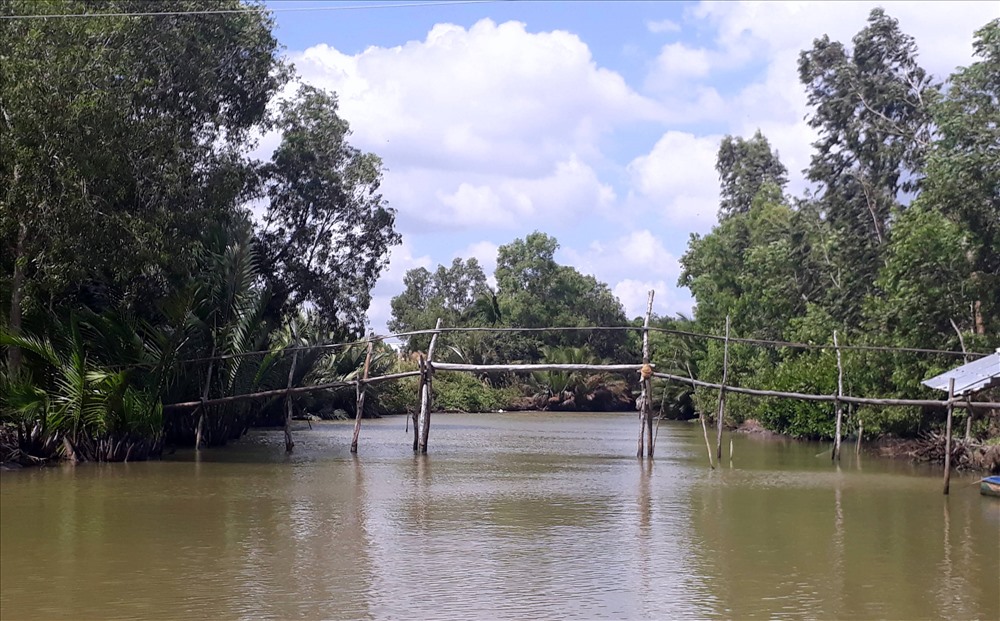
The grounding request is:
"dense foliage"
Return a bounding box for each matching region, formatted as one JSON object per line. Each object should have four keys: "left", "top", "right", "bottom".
{"left": 390, "top": 232, "right": 631, "bottom": 363}
{"left": 682, "top": 12, "right": 999, "bottom": 439}
{"left": 0, "top": 0, "right": 399, "bottom": 461}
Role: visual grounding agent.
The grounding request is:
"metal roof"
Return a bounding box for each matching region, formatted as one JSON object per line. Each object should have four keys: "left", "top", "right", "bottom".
{"left": 922, "top": 350, "right": 1000, "bottom": 396}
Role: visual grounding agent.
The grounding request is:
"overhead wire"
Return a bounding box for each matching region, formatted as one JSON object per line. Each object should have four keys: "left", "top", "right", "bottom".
{"left": 0, "top": 0, "right": 503, "bottom": 20}
{"left": 108, "top": 323, "right": 990, "bottom": 370}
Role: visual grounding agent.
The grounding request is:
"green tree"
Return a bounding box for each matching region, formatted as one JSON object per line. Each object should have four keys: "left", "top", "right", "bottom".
{"left": 0, "top": 0, "right": 287, "bottom": 364}
{"left": 919, "top": 19, "right": 1000, "bottom": 337}
{"left": 389, "top": 257, "right": 489, "bottom": 351}
{"left": 716, "top": 130, "right": 788, "bottom": 219}
{"left": 495, "top": 232, "right": 628, "bottom": 360}
{"left": 258, "top": 85, "right": 401, "bottom": 335}
{"left": 798, "top": 7, "right": 938, "bottom": 324}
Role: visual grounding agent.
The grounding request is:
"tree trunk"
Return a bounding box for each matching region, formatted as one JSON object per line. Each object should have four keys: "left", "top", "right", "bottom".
{"left": 7, "top": 222, "right": 26, "bottom": 373}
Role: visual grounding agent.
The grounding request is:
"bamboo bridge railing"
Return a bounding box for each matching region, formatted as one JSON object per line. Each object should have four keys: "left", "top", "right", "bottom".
{"left": 161, "top": 291, "right": 999, "bottom": 493}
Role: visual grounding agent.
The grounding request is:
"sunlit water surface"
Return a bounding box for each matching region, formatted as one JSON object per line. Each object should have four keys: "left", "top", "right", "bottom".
{"left": 2, "top": 413, "right": 997, "bottom": 620}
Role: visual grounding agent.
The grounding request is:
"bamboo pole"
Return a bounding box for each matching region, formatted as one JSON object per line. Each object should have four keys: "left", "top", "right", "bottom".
{"left": 433, "top": 362, "right": 648, "bottom": 374}
{"left": 194, "top": 344, "right": 216, "bottom": 451}
{"left": 162, "top": 365, "right": 1000, "bottom": 413}
{"left": 833, "top": 330, "right": 844, "bottom": 461}
{"left": 687, "top": 362, "right": 714, "bottom": 469}
{"left": 419, "top": 318, "right": 442, "bottom": 454}
{"left": 716, "top": 315, "right": 730, "bottom": 460}
{"left": 943, "top": 378, "right": 955, "bottom": 495}
{"left": 413, "top": 356, "right": 423, "bottom": 452}
{"left": 350, "top": 334, "right": 375, "bottom": 454}
{"left": 163, "top": 371, "right": 422, "bottom": 410}
{"left": 856, "top": 417, "right": 863, "bottom": 456}
{"left": 637, "top": 291, "right": 654, "bottom": 458}
{"left": 284, "top": 328, "right": 299, "bottom": 452}
{"left": 647, "top": 371, "right": 999, "bottom": 410}
{"left": 949, "top": 318, "right": 972, "bottom": 442}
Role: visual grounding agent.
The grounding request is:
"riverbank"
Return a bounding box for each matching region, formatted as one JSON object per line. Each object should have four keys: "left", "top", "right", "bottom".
{"left": 874, "top": 434, "right": 1000, "bottom": 473}
{"left": 735, "top": 418, "right": 1000, "bottom": 473}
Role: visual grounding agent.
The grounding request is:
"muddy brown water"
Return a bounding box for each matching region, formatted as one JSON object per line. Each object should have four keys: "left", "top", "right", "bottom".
{"left": 1, "top": 412, "right": 997, "bottom": 620}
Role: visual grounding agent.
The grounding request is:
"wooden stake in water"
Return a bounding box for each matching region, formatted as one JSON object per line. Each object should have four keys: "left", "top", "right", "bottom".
{"left": 716, "top": 315, "right": 730, "bottom": 460}
{"left": 350, "top": 334, "right": 375, "bottom": 454}
{"left": 638, "top": 291, "right": 654, "bottom": 458}
{"left": 687, "top": 362, "right": 714, "bottom": 469}
{"left": 856, "top": 417, "right": 863, "bottom": 456}
{"left": 284, "top": 351, "right": 298, "bottom": 453}
{"left": 943, "top": 378, "right": 955, "bottom": 495}
{"left": 413, "top": 356, "right": 424, "bottom": 452}
{"left": 283, "top": 323, "right": 299, "bottom": 452}
{"left": 194, "top": 343, "right": 216, "bottom": 451}
{"left": 833, "top": 330, "right": 844, "bottom": 461}
{"left": 418, "top": 318, "right": 442, "bottom": 454}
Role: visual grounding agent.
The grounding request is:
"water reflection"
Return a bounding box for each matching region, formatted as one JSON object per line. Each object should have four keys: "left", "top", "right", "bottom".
{"left": 1, "top": 414, "right": 997, "bottom": 620}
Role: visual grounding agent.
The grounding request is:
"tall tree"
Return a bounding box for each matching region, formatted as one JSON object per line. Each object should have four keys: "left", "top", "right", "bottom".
{"left": 496, "top": 232, "right": 627, "bottom": 360}
{"left": 388, "top": 258, "right": 489, "bottom": 351}
{"left": 919, "top": 19, "right": 1000, "bottom": 336}
{"left": 798, "top": 8, "right": 938, "bottom": 324}
{"left": 0, "top": 0, "right": 287, "bottom": 366}
{"left": 716, "top": 130, "right": 788, "bottom": 219}
{"left": 257, "top": 85, "right": 400, "bottom": 335}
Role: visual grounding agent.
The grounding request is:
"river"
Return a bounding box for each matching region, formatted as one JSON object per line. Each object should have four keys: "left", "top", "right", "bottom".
{"left": 1, "top": 412, "right": 997, "bottom": 620}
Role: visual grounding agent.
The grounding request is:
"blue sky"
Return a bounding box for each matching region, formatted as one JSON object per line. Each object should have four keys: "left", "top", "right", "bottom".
{"left": 258, "top": 0, "right": 998, "bottom": 333}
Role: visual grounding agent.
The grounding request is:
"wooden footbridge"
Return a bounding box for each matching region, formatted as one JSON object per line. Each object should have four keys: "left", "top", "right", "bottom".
{"left": 163, "top": 291, "right": 999, "bottom": 494}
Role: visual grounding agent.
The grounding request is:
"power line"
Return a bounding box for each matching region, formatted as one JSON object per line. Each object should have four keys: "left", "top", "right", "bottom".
{"left": 116, "top": 324, "right": 986, "bottom": 370}
{"left": 0, "top": 0, "right": 502, "bottom": 20}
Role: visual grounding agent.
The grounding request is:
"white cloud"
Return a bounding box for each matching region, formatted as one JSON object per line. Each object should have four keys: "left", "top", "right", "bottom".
{"left": 389, "top": 155, "right": 615, "bottom": 231}
{"left": 645, "top": 42, "right": 713, "bottom": 91}
{"left": 613, "top": 279, "right": 694, "bottom": 320}
{"left": 626, "top": 131, "right": 722, "bottom": 228}
{"left": 647, "top": 18, "right": 682, "bottom": 34}
{"left": 366, "top": 240, "right": 432, "bottom": 336}
{"left": 560, "top": 230, "right": 689, "bottom": 319}
{"left": 458, "top": 240, "right": 500, "bottom": 289}
{"left": 693, "top": 1, "right": 995, "bottom": 81}
{"left": 288, "top": 18, "right": 662, "bottom": 233}
{"left": 638, "top": 2, "right": 997, "bottom": 205}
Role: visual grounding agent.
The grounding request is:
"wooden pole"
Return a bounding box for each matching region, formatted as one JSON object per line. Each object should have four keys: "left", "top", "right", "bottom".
{"left": 638, "top": 291, "right": 654, "bottom": 458}
{"left": 163, "top": 365, "right": 1000, "bottom": 412}
{"left": 716, "top": 315, "right": 730, "bottom": 460}
{"left": 687, "top": 362, "right": 714, "bottom": 469}
{"left": 949, "top": 318, "right": 972, "bottom": 442}
{"left": 194, "top": 345, "right": 215, "bottom": 451}
{"left": 856, "top": 415, "right": 863, "bottom": 456}
{"left": 283, "top": 336, "right": 299, "bottom": 453}
{"left": 413, "top": 356, "right": 423, "bottom": 452}
{"left": 419, "top": 318, "right": 442, "bottom": 454}
{"left": 964, "top": 396, "right": 974, "bottom": 442}
{"left": 943, "top": 378, "right": 955, "bottom": 495}
{"left": 833, "top": 330, "right": 844, "bottom": 461}
{"left": 350, "top": 334, "right": 375, "bottom": 454}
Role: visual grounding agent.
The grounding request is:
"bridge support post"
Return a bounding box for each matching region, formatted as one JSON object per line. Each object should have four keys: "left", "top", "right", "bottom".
{"left": 716, "top": 315, "right": 730, "bottom": 461}
{"left": 284, "top": 323, "right": 299, "bottom": 453}
{"left": 638, "top": 290, "right": 654, "bottom": 458}
{"left": 351, "top": 334, "right": 375, "bottom": 454}
{"left": 418, "top": 319, "right": 442, "bottom": 454}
